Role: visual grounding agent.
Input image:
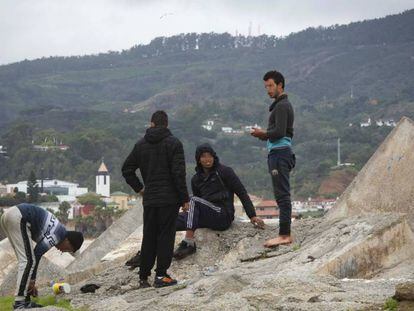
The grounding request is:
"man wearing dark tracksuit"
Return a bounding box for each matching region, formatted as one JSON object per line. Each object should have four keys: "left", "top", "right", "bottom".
{"left": 0, "top": 204, "right": 83, "bottom": 310}
{"left": 251, "top": 70, "right": 296, "bottom": 248}
{"left": 122, "top": 110, "right": 189, "bottom": 288}
{"left": 173, "top": 143, "right": 264, "bottom": 259}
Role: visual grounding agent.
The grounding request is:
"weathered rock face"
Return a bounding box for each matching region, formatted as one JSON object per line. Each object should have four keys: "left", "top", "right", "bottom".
{"left": 394, "top": 282, "right": 414, "bottom": 301}
{"left": 318, "top": 217, "right": 414, "bottom": 279}
{"left": 328, "top": 117, "right": 414, "bottom": 230}
{"left": 63, "top": 214, "right": 414, "bottom": 311}
{"left": 66, "top": 204, "right": 143, "bottom": 274}
{"left": 0, "top": 238, "right": 17, "bottom": 285}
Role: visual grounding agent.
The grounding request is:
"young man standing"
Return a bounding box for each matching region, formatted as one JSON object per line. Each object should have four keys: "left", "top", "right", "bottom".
{"left": 173, "top": 143, "right": 264, "bottom": 259}
{"left": 0, "top": 203, "right": 84, "bottom": 310}
{"left": 122, "top": 110, "right": 189, "bottom": 288}
{"left": 251, "top": 70, "right": 296, "bottom": 248}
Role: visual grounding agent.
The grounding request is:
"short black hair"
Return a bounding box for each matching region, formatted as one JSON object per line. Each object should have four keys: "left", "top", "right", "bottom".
{"left": 66, "top": 231, "right": 84, "bottom": 252}
{"left": 263, "top": 70, "right": 285, "bottom": 89}
{"left": 151, "top": 110, "right": 168, "bottom": 127}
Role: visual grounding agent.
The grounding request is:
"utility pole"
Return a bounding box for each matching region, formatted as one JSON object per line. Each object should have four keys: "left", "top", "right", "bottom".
{"left": 337, "top": 138, "right": 341, "bottom": 167}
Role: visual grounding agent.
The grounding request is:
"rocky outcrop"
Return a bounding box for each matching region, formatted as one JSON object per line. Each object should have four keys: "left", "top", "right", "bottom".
{"left": 328, "top": 117, "right": 414, "bottom": 230}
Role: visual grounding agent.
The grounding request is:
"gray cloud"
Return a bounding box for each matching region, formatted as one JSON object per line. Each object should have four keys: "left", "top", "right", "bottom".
{"left": 0, "top": 0, "right": 413, "bottom": 64}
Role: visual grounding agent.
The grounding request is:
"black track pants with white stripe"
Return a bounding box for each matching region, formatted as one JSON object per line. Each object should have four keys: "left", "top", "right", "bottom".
{"left": 176, "top": 196, "right": 232, "bottom": 231}
{"left": 0, "top": 206, "right": 37, "bottom": 302}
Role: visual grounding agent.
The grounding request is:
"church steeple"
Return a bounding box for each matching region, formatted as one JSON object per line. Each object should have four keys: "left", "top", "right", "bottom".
{"left": 98, "top": 161, "right": 109, "bottom": 175}
{"left": 96, "top": 159, "right": 110, "bottom": 197}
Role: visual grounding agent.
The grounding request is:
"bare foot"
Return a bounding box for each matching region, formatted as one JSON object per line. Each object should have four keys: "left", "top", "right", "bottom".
{"left": 264, "top": 235, "right": 293, "bottom": 248}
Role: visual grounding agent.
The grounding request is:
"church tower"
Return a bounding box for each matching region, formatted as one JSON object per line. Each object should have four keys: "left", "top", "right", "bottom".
{"left": 96, "top": 160, "right": 110, "bottom": 197}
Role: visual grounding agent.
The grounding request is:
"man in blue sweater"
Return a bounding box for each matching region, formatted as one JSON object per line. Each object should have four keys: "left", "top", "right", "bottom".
{"left": 0, "top": 203, "right": 84, "bottom": 310}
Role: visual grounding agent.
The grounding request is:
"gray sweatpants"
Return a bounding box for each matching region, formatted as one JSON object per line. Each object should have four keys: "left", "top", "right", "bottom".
{"left": 0, "top": 206, "right": 37, "bottom": 302}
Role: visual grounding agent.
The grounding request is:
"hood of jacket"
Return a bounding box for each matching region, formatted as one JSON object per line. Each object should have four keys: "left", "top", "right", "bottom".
{"left": 144, "top": 127, "right": 172, "bottom": 144}
{"left": 195, "top": 143, "right": 220, "bottom": 172}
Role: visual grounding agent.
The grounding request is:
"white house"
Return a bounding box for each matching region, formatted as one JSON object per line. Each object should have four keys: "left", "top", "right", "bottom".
{"left": 360, "top": 118, "right": 371, "bottom": 127}
{"left": 385, "top": 119, "right": 396, "bottom": 127}
{"left": 221, "top": 127, "right": 233, "bottom": 133}
{"left": 6, "top": 179, "right": 88, "bottom": 202}
{"left": 202, "top": 125, "right": 213, "bottom": 131}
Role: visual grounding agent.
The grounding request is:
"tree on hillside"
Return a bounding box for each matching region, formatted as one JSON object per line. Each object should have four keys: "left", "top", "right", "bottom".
{"left": 27, "top": 171, "right": 39, "bottom": 203}
{"left": 56, "top": 201, "right": 71, "bottom": 224}
{"left": 77, "top": 192, "right": 105, "bottom": 206}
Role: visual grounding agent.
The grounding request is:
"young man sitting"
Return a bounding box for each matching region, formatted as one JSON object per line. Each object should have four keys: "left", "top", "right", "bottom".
{"left": 173, "top": 143, "right": 264, "bottom": 259}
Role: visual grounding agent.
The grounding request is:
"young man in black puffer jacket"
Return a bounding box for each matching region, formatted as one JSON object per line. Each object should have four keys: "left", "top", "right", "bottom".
{"left": 122, "top": 110, "right": 189, "bottom": 288}
{"left": 173, "top": 143, "right": 264, "bottom": 259}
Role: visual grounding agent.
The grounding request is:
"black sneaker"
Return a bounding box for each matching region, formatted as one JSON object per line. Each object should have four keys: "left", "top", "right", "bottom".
{"left": 25, "top": 301, "right": 44, "bottom": 308}
{"left": 14, "top": 300, "right": 44, "bottom": 309}
{"left": 173, "top": 240, "right": 196, "bottom": 260}
{"left": 154, "top": 274, "right": 178, "bottom": 288}
{"left": 125, "top": 251, "right": 141, "bottom": 268}
{"left": 13, "top": 301, "right": 26, "bottom": 310}
{"left": 138, "top": 279, "right": 151, "bottom": 289}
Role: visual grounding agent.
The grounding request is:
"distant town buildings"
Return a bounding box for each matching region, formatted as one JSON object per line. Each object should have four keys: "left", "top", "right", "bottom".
{"left": 5, "top": 179, "right": 88, "bottom": 202}
{"left": 200, "top": 119, "right": 264, "bottom": 135}
{"left": 110, "top": 191, "right": 129, "bottom": 210}
{"left": 1, "top": 159, "right": 142, "bottom": 223}
{"left": 358, "top": 118, "right": 396, "bottom": 128}
{"left": 221, "top": 127, "right": 233, "bottom": 133}
{"left": 32, "top": 137, "right": 69, "bottom": 152}
{"left": 202, "top": 120, "right": 215, "bottom": 131}
{"left": 234, "top": 194, "right": 334, "bottom": 222}
{"left": 0, "top": 145, "right": 7, "bottom": 157}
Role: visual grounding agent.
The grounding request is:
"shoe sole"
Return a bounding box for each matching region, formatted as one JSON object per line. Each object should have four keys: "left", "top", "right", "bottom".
{"left": 153, "top": 282, "right": 177, "bottom": 288}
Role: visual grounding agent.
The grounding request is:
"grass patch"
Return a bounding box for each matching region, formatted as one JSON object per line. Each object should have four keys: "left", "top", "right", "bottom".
{"left": 0, "top": 297, "right": 14, "bottom": 311}
{"left": 292, "top": 244, "right": 301, "bottom": 251}
{"left": 0, "top": 295, "right": 84, "bottom": 311}
{"left": 384, "top": 297, "right": 398, "bottom": 311}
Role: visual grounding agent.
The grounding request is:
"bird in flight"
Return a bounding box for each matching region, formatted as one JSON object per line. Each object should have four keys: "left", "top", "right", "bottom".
{"left": 160, "top": 12, "right": 174, "bottom": 19}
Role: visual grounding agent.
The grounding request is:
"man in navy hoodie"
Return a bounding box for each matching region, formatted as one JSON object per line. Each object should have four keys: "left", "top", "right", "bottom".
{"left": 0, "top": 203, "right": 84, "bottom": 310}
{"left": 173, "top": 143, "right": 264, "bottom": 259}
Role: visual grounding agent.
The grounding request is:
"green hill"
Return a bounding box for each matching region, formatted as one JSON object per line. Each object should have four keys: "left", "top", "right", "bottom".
{"left": 0, "top": 9, "right": 413, "bottom": 199}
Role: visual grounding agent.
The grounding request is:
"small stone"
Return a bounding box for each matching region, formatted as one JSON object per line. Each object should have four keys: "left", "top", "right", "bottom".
{"left": 308, "top": 295, "right": 322, "bottom": 302}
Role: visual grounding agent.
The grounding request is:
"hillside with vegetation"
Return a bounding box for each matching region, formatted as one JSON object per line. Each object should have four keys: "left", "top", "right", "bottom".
{"left": 0, "top": 9, "right": 413, "bottom": 199}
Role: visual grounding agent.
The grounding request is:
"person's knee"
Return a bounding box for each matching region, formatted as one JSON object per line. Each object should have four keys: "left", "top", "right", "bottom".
{"left": 214, "top": 221, "right": 232, "bottom": 231}
{"left": 276, "top": 194, "right": 291, "bottom": 204}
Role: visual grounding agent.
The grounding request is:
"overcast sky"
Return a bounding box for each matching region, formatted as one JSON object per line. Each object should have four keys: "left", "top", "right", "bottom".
{"left": 0, "top": 0, "right": 413, "bottom": 65}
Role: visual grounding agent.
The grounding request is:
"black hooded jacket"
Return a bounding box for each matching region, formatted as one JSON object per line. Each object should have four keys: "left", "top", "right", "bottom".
{"left": 191, "top": 144, "right": 256, "bottom": 219}
{"left": 122, "top": 127, "right": 189, "bottom": 207}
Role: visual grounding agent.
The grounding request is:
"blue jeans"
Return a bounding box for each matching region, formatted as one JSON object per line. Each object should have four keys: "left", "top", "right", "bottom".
{"left": 267, "top": 147, "right": 296, "bottom": 235}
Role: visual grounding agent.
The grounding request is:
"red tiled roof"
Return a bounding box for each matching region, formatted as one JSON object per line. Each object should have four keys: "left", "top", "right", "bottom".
{"left": 256, "top": 209, "right": 279, "bottom": 217}
{"left": 256, "top": 200, "right": 278, "bottom": 208}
